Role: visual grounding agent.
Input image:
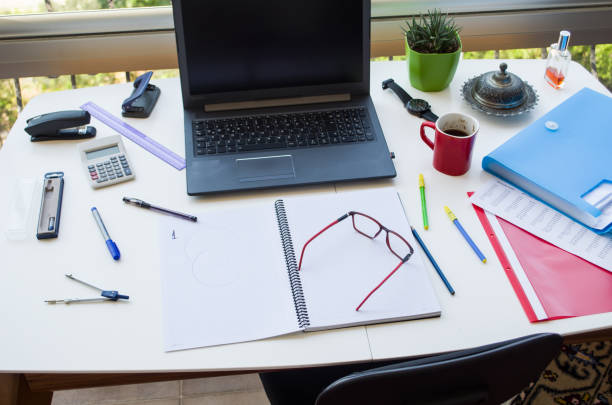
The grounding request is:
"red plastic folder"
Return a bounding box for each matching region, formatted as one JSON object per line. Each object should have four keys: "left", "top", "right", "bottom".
{"left": 471, "top": 198, "right": 612, "bottom": 322}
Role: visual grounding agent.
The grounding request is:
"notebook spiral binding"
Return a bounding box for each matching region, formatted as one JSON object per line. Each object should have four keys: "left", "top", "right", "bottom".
{"left": 275, "top": 199, "right": 310, "bottom": 329}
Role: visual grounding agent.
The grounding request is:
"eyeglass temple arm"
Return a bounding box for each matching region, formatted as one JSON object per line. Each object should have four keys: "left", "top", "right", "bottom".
{"left": 355, "top": 260, "right": 404, "bottom": 311}
{"left": 298, "top": 213, "right": 350, "bottom": 271}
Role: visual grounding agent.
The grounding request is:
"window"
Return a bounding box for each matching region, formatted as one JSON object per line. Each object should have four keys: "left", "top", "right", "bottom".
{"left": 1, "top": 0, "right": 171, "bottom": 16}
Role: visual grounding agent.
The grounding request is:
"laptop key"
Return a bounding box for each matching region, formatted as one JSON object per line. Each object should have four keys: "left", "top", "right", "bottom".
{"left": 237, "top": 143, "right": 286, "bottom": 152}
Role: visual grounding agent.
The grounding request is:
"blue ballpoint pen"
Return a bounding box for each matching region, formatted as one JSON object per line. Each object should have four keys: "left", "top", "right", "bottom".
{"left": 91, "top": 207, "right": 120, "bottom": 260}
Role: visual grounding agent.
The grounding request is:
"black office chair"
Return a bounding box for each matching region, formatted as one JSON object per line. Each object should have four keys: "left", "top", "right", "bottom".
{"left": 260, "top": 333, "right": 562, "bottom": 405}
{"left": 315, "top": 333, "right": 562, "bottom": 405}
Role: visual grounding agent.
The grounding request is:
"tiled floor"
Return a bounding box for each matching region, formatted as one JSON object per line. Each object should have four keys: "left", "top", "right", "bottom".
{"left": 51, "top": 374, "right": 270, "bottom": 405}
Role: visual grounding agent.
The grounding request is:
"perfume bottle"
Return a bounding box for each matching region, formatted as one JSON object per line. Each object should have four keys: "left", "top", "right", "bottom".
{"left": 545, "top": 30, "right": 571, "bottom": 89}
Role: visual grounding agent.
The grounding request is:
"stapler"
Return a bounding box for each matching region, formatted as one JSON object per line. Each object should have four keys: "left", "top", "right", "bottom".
{"left": 122, "top": 71, "right": 161, "bottom": 118}
{"left": 25, "top": 110, "right": 96, "bottom": 142}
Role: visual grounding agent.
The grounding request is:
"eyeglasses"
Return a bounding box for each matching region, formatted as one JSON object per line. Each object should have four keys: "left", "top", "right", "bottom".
{"left": 298, "top": 211, "right": 414, "bottom": 311}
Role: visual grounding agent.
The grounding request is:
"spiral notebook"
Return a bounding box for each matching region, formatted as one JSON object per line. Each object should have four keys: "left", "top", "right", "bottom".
{"left": 158, "top": 188, "right": 441, "bottom": 351}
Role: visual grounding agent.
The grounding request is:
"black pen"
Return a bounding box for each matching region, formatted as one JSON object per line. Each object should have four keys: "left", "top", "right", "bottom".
{"left": 123, "top": 197, "right": 197, "bottom": 222}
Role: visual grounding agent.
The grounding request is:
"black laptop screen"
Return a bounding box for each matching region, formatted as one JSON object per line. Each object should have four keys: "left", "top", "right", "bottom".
{"left": 179, "top": 0, "right": 363, "bottom": 96}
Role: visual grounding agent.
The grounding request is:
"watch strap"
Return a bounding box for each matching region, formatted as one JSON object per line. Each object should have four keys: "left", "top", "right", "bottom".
{"left": 382, "top": 79, "right": 412, "bottom": 106}
{"left": 422, "top": 110, "right": 439, "bottom": 122}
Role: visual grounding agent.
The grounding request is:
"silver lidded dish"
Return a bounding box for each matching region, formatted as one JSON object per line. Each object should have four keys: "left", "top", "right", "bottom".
{"left": 461, "top": 63, "right": 538, "bottom": 117}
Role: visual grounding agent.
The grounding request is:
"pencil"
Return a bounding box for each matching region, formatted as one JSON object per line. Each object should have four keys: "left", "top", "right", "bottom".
{"left": 444, "top": 206, "right": 487, "bottom": 263}
{"left": 419, "top": 174, "right": 429, "bottom": 230}
{"left": 411, "top": 226, "right": 455, "bottom": 295}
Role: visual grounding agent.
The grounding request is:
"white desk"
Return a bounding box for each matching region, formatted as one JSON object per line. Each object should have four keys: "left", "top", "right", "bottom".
{"left": 1, "top": 60, "right": 611, "bottom": 378}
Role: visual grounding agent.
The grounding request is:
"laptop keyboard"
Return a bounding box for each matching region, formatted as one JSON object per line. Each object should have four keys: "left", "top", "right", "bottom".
{"left": 192, "top": 107, "right": 375, "bottom": 156}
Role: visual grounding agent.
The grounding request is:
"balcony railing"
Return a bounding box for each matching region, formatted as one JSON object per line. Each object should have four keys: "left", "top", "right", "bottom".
{"left": 1, "top": 2, "right": 612, "bottom": 147}
{"left": 2, "top": 3, "right": 612, "bottom": 78}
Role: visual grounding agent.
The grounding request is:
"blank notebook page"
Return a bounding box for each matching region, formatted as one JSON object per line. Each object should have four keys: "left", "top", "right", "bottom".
{"left": 283, "top": 188, "right": 441, "bottom": 331}
{"left": 158, "top": 202, "right": 298, "bottom": 351}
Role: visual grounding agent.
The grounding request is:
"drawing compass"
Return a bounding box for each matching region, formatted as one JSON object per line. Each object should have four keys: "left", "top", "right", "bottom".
{"left": 45, "top": 274, "right": 129, "bottom": 304}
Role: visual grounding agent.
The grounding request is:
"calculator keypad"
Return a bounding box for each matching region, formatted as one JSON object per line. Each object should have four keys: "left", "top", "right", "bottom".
{"left": 89, "top": 155, "right": 133, "bottom": 184}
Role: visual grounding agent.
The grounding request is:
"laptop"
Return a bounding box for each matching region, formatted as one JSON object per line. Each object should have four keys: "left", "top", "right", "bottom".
{"left": 171, "top": 0, "right": 396, "bottom": 195}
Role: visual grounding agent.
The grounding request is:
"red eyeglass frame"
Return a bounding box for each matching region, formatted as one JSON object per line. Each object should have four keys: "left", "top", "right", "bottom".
{"left": 298, "top": 211, "right": 414, "bottom": 311}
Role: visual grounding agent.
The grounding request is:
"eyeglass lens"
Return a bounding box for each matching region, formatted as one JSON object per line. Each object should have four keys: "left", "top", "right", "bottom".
{"left": 387, "top": 231, "right": 412, "bottom": 259}
{"left": 352, "top": 213, "right": 381, "bottom": 238}
{"left": 352, "top": 212, "right": 411, "bottom": 260}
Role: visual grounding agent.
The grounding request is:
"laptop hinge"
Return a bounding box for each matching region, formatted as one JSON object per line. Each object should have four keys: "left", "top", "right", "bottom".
{"left": 204, "top": 93, "right": 351, "bottom": 112}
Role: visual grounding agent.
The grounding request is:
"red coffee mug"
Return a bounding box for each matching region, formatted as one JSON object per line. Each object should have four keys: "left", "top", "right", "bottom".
{"left": 420, "top": 112, "right": 479, "bottom": 176}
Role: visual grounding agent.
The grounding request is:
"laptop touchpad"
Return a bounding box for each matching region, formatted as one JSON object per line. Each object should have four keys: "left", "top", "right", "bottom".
{"left": 236, "top": 155, "right": 296, "bottom": 182}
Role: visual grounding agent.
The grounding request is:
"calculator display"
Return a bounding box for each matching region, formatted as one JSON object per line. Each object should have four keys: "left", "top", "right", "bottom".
{"left": 86, "top": 145, "right": 120, "bottom": 160}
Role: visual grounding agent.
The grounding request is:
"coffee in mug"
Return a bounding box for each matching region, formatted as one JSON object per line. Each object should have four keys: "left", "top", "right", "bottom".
{"left": 443, "top": 129, "right": 469, "bottom": 137}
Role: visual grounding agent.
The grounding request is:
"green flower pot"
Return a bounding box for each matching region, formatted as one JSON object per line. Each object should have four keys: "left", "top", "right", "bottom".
{"left": 405, "top": 37, "right": 462, "bottom": 92}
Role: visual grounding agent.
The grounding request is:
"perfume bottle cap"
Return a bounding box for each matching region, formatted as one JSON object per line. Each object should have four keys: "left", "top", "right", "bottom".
{"left": 558, "top": 30, "right": 571, "bottom": 51}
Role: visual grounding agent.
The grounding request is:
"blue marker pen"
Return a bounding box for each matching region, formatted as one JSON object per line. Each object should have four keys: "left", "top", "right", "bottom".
{"left": 91, "top": 207, "right": 120, "bottom": 260}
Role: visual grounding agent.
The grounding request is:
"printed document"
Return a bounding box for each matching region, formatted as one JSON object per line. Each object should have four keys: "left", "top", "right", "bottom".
{"left": 471, "top": 179, "right": 612, "bottom": 272}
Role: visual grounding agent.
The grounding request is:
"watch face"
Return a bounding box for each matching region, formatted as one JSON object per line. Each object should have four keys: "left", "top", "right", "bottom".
{"left": 407, "top": 99, "right": 431, "bottom": 115}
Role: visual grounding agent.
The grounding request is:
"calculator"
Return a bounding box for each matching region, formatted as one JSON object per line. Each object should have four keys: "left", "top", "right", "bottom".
{"left": 78, "top": 135, "right": 135, "bottom": 189}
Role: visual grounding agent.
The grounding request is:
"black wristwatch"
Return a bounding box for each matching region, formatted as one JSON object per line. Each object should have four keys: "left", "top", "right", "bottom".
{"left": 382, "top": 78, "right": 439, "bottom": 122}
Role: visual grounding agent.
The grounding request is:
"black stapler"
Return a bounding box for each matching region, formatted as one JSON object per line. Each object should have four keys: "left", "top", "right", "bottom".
{"left": 122, "top": 71, "right": 160, "bottom": 118}
{"left": 25, "top": 110, "right": 96, "bottom": 142}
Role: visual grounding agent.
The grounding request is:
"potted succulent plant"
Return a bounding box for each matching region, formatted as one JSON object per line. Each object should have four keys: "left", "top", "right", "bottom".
{"left": 403, "top": 9, "right": 462, "bottom": 92}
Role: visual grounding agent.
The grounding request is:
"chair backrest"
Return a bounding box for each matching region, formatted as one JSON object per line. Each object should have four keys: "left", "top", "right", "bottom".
{"left": 315, "top": 333, "right": 562, "bottom": 405}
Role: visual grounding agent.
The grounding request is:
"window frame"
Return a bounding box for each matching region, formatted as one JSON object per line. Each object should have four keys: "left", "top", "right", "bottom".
{"left": 1, "top": 3, "right": 612, "bottom": 79}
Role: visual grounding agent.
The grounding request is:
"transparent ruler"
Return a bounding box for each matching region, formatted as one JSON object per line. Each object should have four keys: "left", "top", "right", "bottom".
{"left": 81, "top": 101, "right": 186, "bottom": 170}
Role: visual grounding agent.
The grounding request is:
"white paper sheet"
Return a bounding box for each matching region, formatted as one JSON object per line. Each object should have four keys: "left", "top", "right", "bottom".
{"left": 471, "top": 179, "right": 612, "bottom": 272}
{"left": 284, "top": 188, "right": 441, "bottom": 330}
{"left": 158, "top": 203, "right": 299, "bottom": 351}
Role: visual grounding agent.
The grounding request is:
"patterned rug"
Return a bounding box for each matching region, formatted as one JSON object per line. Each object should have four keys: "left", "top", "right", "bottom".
{"left": 511, "top": 341, "right": 612, "bottom": 405}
